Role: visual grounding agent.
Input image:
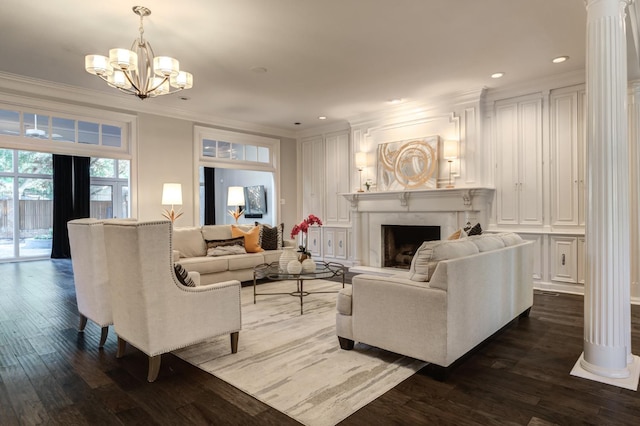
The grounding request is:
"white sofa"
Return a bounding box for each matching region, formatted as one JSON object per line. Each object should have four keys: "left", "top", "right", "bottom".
{"left": 173, "top": 224, "right": 293, "bottom": 285}
{"left": 336, "top": 232, "right": 533, "bottom": 375}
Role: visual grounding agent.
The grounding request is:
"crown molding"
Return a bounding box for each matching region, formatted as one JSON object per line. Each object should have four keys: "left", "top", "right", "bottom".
{"left": 482, "top": 69, "right": 586, "bottom": 104}
{"left": 0, "top": 71, "right": 296, "bottom": 139}
{"left": 346, "top": 88, "right": 486, "bottom": 129}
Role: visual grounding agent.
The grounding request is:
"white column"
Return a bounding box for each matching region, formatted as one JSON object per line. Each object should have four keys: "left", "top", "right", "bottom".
{"left": 579, "top": 0, "right": 632, "bottom": 380}
{"left": 629, "top": 82, "right": 640, "bottom": 363}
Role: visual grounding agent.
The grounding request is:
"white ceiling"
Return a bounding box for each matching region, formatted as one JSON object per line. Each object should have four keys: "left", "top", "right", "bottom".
{"left": 0, "top": 0, "right": 591, "bottom": 134}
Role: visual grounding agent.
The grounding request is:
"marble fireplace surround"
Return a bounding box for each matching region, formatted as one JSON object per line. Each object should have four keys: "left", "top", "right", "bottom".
{"left": 342, "top": 187, "right": 495, "bottom": 274}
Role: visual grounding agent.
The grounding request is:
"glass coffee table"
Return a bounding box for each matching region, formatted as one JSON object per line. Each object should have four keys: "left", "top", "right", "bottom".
{"left": 253, "top": 261, "right": 346, "bottom": 314}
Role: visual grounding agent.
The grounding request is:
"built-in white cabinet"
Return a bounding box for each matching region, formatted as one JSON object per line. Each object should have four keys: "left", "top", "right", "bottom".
{"left": 495, "top": 94, "right": 544, "bottom": 226}
{"left": 300, "top": 130, "right": 351, "bottom": 261}
{"left": 307, "top": 227, "right": 322, "bottom": 257}
{"left": 550, "top": 85, "right": 586, "bottom": 228}
{"left": 323, "top": 227, "right": 348, "bottom": 260}
{"left": 324, "top": 132, "right": 350, "bottom": 224}
{"left": 550, "top": 235, "right": 585, "bottom": 286}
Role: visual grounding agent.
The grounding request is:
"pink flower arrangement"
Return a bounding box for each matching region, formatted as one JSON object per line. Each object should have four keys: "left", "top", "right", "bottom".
{"left": 291, "top": 214, "right": 323, "bottom": 256}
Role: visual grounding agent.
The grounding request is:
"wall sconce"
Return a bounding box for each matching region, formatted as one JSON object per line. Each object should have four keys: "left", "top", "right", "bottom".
{"left": 443, "top": 140, "right": 459, "bottom": 188}
{"left": 355, "top": 152, "right": 367, "bottom": 193}
{"left": 227, "top": 186, "right": 245, "bottom": 223}
{"left": 161, "top": 183, "right": 183, "bottom": 222}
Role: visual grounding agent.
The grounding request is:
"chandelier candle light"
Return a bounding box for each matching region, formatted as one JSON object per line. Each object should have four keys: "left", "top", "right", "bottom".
{"left": 85, "top": 6, "right": 193, "bottom": 99}
{"left": 161, "top": 183, "right": 183, "bottom": 222}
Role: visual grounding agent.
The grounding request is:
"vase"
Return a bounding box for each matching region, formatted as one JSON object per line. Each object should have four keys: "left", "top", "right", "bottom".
{"left": 287, "top": 260, "right": 302, "bottom": 274}
{"left": 279, "top": 247, "right": 297, "bottom": 272}
{"left": 301, "top": 258, "right": 316, "bottom": 273}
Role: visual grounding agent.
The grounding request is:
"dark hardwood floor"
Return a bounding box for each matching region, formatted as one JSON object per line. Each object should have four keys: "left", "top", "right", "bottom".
{"left": 1, "top": 259, "right": 640, "bottom": 425}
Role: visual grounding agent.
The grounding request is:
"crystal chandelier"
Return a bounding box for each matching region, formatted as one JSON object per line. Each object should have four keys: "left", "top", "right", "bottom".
{"left": 85, "top": 6, "right": 193, "bottom": 99}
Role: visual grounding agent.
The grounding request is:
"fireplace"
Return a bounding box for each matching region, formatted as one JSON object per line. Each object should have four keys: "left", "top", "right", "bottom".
{"left": 382, "top": 225, "right": 440, "bottom": 269}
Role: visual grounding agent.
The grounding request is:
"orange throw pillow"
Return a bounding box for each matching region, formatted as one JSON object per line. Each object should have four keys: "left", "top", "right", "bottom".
{"left": 231, "top": 225, "right": 264, "bottom": 253}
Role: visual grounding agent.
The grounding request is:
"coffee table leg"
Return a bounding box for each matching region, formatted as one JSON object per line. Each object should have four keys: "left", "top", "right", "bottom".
{"left": 253, "top": 271, "right": 257, "bottom": 304}
{"left": 299, "top": 278, "right": 304, "bottom": 315}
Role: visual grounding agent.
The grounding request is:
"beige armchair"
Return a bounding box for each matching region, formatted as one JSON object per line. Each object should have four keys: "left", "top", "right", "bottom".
{"left": 103, "top": 220, "right": 241, "bottom": 382}
{"left": 67, "top": 218, "right": 112, "bottom": 348}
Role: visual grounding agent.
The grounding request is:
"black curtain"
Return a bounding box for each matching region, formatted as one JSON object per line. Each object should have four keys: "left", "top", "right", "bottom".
{"left": 51, "top": 155, "right": 90, "bottom": 258}
{"left": 72, "top": 156, "right": 90, "bottom": 218}
{"left": 204, "top": 167, "right": 216, "bottom": 225}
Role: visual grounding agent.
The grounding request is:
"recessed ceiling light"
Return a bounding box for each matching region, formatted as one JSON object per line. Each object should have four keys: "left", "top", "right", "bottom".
{"left": 552, "top": 56, "right": 569, "bottom": 64}
{"left": 294, "top": 122, "right": 301, "bottom": 126}
{"left": 387, "top": 98, "right": 403, "bottom": 105}
{"left": 491, "top": 72, "right": 505, "bottom": 79}
{"left": 318, "top": 116, "right": 327, "bottom": 120}
{"left": 251, "top": 66, "right": 268, "bottom": 73}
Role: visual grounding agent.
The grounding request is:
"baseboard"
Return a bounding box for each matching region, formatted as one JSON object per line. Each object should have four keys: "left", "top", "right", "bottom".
{"left": 534, "top": 281, "right": 640, "bottom": 305}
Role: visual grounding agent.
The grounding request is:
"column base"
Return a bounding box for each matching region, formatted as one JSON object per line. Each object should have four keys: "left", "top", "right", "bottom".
{"left": 571, "top": 353, "right": 640, "bottom": 391}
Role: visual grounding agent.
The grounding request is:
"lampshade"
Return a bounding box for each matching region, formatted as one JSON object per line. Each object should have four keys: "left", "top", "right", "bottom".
{"left": 443, "top": 140, "right": 459, "bottom": 160}
{"left": 355, "top": 152, "right": 367, "bottom": 170}
{"left": 227, "top": 186, "right": 245, "bottom": 206}
{"left": 161, "top": 183, "right": 182, "bottom": 205}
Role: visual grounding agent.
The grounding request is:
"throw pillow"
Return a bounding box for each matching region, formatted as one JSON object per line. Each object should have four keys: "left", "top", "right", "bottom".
{"left": 447, "top": 228, "right": 468, "bottom": 240}
{"left": 231, "top": 225, "right": 264, "bottom": 253}
{"left": 467, "top": 222, "right": 483, "bottom": 236}
{"left": 256, "top": 222, "right": 284, "bottom": 250}
{"left": 174, "top": 263, "right": 196, "bottom": 287}
{"left": 409, "top": 239, "right": 479, "bottom": 282}
{"left": 205, "top": 236, "right": 246, "bottom": 256}
{"left": 208, "top": 245, "right": 247, "bottom": 256}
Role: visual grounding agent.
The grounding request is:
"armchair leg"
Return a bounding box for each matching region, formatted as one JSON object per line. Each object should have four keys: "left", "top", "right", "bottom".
{"left": 98, "top": 326, "right": 109, "bottom": 349}
{"left": 116, "top": 336, "right": 127, "bottom": 358}
{"left": 338, "top": 336, "right": 355, "bottom": 350}
{"left": 148, "top": 355, "right": 161, "bottom": 382}
{"left": 230, "top": 332, "right": 239, "bottom": 354}
{"left": 78, "top": 315, "right": 88, "bottom": 332}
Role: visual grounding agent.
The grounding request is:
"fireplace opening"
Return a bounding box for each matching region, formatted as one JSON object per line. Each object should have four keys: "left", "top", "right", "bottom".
{"left": 382, "top": 225, "right": 441, "bottom": 269}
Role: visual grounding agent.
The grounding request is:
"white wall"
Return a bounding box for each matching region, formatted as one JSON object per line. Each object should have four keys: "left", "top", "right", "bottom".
{"left": 136, "top": 113, "right": 195, "bottom": 224}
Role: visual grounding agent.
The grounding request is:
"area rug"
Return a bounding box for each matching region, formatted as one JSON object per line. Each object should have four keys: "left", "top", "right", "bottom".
{"left": 173, "top": 279, "right": 427, "bottom": 426}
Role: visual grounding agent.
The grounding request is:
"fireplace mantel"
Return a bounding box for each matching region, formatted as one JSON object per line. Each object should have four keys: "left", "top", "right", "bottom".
{"left": 341, "top": 187, "right": 495, "bottom": 213}
{"left": 341, "top": 187, "right": 495, "bottom": 268}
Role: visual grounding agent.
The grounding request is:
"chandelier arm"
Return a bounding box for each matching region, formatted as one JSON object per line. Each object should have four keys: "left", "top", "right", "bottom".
{"left": 146, "top": 76, "right": 169, "bottom": 93}
{"left": 120, "top": 70, "right": 142, "bottom": 94}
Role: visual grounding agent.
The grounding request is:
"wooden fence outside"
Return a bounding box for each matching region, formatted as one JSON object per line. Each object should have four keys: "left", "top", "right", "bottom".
{"left": 0, "top": 200, "right": 113, "bottom": 238}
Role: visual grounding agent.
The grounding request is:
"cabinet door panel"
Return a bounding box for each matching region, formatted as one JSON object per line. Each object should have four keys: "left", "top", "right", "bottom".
{"left": 324, "top": 229, "right": 335, "bottom": 257}
{"left": 550, "top": 91, "right": 579, "bottom": 227}
{"left": 307, "top": 227, "right": 322, "bottom": 257}
{"left": 336, "top": 229, "right": 347, "bottom": 259}
{"left": 496, "top": 102, "right": 520, "bottom": 225}
{"left": 518, "top": 98, "right": 543, "bottom": 225}
{"left": 550, "top": 236, "right": 577, "bottom": 283}
{"left": 521, "top": 234, "right": 543, "bottom": 281}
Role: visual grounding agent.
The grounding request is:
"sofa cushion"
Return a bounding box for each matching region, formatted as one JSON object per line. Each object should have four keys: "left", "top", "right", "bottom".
{"left": 178, "top": 256, "right": 229, "bottom": 274}
{"left": 227, "top": 253, "right": 265, "bottom": 270}
{"left": 201, "top": 225, "right": 233, "bottom": 241}
{"left": 468, "top": 235, "right": 505, "bottom": 252}
{"left": 173, "top": 227, "right": 206, "bottom": 258}
{"left": 409, "top": 239, "right": 480, "bottom": 282}
{"left": 256, "top": 222, "right": 284, "bottom": 250}
{"left": 496, "top": 232, "right": 524, "bottom": 246}
{"left": 336, "top": 287, "right": 352, "bottom": 316}
{"left": 232, "top": 225, "right": 264, "bottom": 253}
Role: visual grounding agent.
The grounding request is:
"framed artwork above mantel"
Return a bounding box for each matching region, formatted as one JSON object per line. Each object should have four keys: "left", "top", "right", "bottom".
{"left": 376, "top": 136, "right": 439, "bottom": 191}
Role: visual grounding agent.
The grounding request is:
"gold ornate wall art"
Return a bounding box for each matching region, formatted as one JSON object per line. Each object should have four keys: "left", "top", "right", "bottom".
{"left": 376, "top": 136, "right": 439, "bottom": 190}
